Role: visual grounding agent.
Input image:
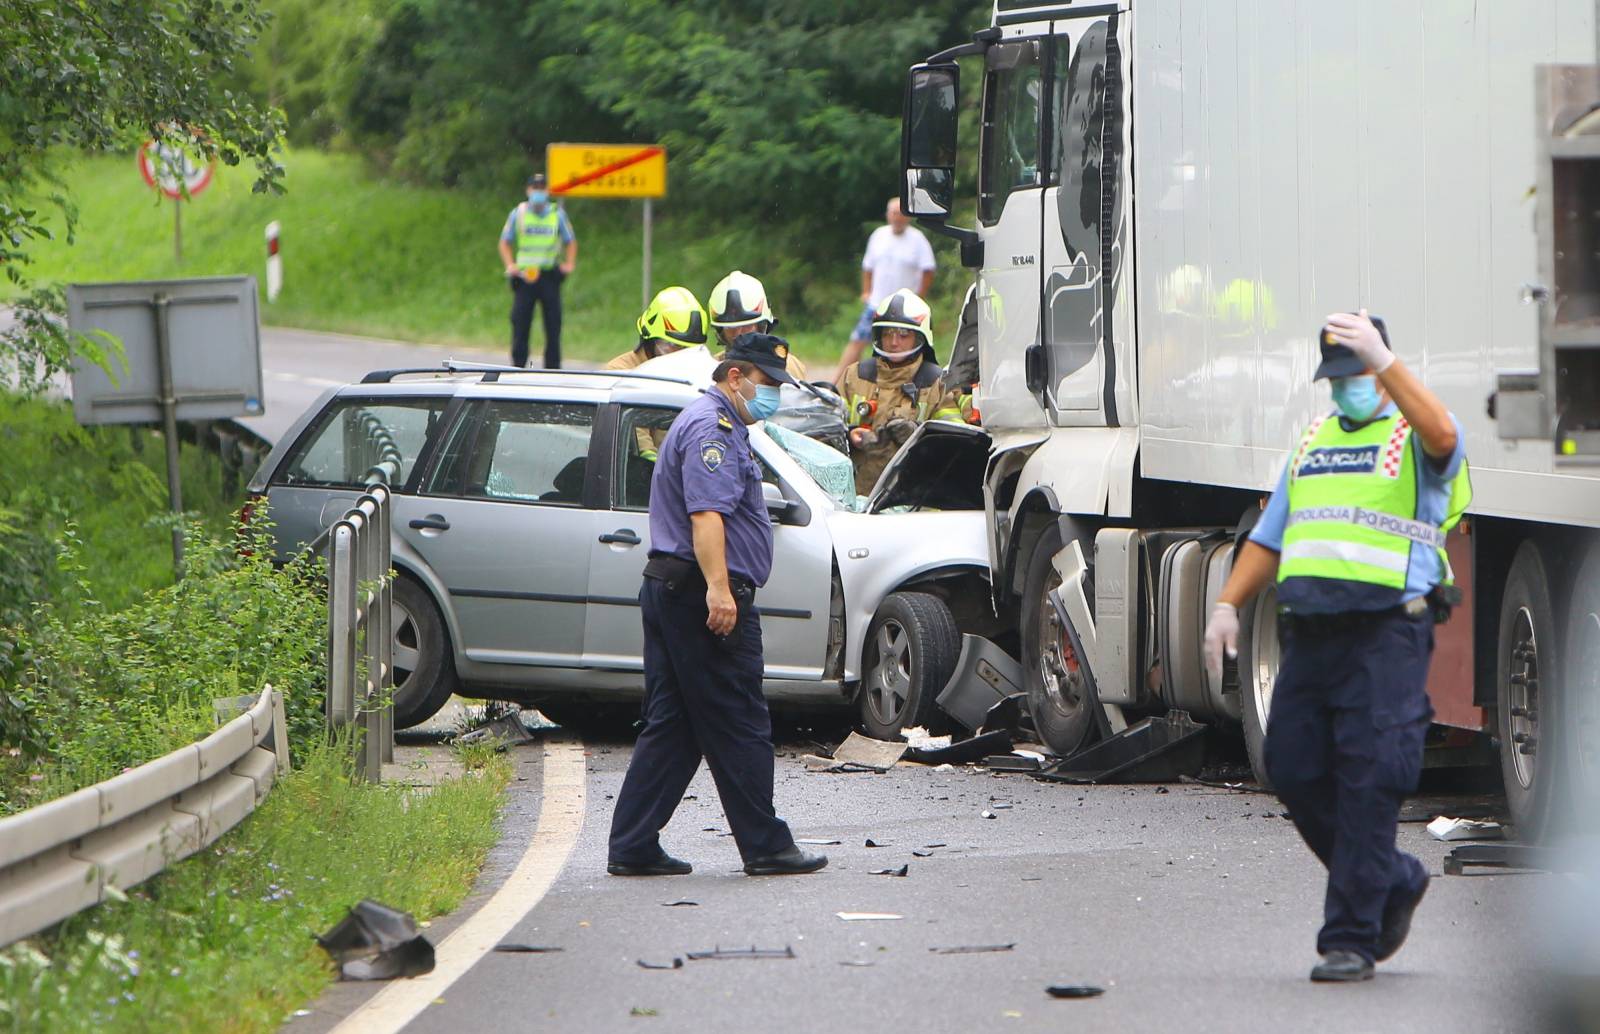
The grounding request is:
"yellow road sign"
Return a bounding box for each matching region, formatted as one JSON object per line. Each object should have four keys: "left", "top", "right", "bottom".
{"left": 546, "top": 143, "right": 667, "bottom": 199}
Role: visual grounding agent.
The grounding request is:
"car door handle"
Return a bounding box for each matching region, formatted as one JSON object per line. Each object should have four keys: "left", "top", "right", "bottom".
{"left": 598, "top": 528, "right": 641, "bottom": 545}
{"left": 409, "top": 515, "right": 450, "bottom": 531}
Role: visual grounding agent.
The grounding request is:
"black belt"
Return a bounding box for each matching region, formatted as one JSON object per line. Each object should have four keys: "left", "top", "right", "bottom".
{"left": 643, "top": 553, "right": 755, "bottom": 594}
{"left": 1281, "top": 596, "right": 1430, "bottom": 635}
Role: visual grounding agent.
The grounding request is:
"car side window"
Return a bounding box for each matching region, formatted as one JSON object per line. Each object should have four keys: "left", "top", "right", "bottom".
{"left": 427, "top": 400, "right": 595, "bottom": 505}
{"left": 614, "top": 405, "right": 680, "bottom": 511}
{"left": 276, "top": 398, "right": 449, "bottom": 488}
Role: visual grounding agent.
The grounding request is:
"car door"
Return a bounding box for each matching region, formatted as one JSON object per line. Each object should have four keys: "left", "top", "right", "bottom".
{"left": 582, "top": 402, "right": 675, "bottom": 672}
{"left": 585, "top": 402, "right": 832, "bottom": 680}
{"left": 263, "top": 394, "right": 452, "bottom": 560}
{"left": 391, "top": 397, "right": 602, "bottom": 669}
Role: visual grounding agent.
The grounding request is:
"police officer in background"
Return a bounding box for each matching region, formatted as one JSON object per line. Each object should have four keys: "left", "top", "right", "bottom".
{"left": 498, "top": 173, "right": 577, "bottom": 369}
{"left": 1205, "top": 309, "right": 1471, "bottom": 983}
{"left": 608, "top": 332, "right": 828, "bottom": 878}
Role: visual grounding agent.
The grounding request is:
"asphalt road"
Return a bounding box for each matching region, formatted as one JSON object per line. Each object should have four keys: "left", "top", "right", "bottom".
{"left": 293, "top": 729, "right": 1551, "bottom": 1034}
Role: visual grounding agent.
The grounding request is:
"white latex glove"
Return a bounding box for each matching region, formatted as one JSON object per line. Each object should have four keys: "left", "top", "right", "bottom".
{"left": 1204, "top": 602, "right": 1240, "bottom": 682}
{"left": 1323, "top": 308, "right": 1394, "bottom": 374}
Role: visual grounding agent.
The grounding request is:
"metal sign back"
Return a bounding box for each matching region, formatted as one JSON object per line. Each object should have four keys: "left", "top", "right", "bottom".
{"left": 66, "top": 276, "right": 265, "bottom": 426}
{"left": 546, "top": 143, "right": 666, "bottom": 198}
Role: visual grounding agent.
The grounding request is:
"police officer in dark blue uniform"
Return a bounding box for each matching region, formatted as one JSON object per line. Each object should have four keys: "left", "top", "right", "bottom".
{"left": 608, "top": 333, "right": 829, "bottom": 878}
{"left": 1205, "top": 310, "right": 1471, "bottom": 982}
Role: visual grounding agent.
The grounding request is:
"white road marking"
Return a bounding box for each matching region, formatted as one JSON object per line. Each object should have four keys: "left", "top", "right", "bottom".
{"left": 325, "top": 736, "right": 587, "bottom": 1034}
{"left": 266, "top": 371, "right": 344, "bottom": 387}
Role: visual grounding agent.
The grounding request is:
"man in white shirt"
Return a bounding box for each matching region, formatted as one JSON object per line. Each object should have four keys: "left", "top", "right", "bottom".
{"left": 829, "top": 197, "right": 937, "bottom": 383}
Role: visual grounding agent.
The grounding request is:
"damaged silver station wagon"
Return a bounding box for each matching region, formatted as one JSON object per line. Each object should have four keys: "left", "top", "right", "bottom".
{"left": 247, "top": 359, "right": 1000, "bottom": 738}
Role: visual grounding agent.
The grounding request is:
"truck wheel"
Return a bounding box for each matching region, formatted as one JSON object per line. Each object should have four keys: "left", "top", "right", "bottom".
{"left": 391, "top": 576, "right": 460, "bottom": 729}
{"left": 859, "top": 592, "right": 959, "bottom": 740}
{"left": 1497, "top": 542, "right": 1563, "bottom": 840}
{"left": 1021, "top": 524, "right": 1097, "bottom": 757}
{"left": 1239, "top": 587, "right": 1281, "bottom": 789}
{"left": 1564, "top": 538, "right": 1600, "bottom": 834}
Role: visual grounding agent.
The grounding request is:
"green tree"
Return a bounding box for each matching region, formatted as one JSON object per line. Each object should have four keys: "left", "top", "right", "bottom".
{"left": 0, "top": 0, "right": 287, "bottom": 390}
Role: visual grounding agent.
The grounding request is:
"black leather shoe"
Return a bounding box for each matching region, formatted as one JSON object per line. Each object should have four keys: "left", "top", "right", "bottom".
{"left": 607, "top": 852, "right": 692, "bottom": 877}
{"left": 1310, "top": 950, "right": 1375, "bottom": 982}
{"left": 1376, "top": 876, "right": 1429, "bottom": 961}
{"left": 743, "top": 846, "right": 828, "bottom": 876}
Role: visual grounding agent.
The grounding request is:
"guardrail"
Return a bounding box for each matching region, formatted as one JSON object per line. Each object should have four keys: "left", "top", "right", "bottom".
{"left": 324, "top": 482, "right": 395, "bottom": 782}
{"left": 0, "top": 685, "right": 289, "bottom": 948}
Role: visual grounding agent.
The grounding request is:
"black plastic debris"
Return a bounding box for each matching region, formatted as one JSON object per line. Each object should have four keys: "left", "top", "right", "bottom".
{"left": 661, "top": 900, "right": 699, "bottom": 908}
{"left": 317, "top": 900, "right": 436, "bottom": 981}
{"left": 455, "top": 712, "right": 536, "bottom": 751}
{"left": 870, "top": 865, "right": 910, "bottom": 877}
{"left": 864, "top": 838, "right": 888, "bottom": 848}
{"left": 911, "top": 850, "right": 934, "bottom": 858}
{"left": 978, "top": 692, "right": 1034, "bottom": 739}
{"left": 685, "top": 946, "right": 796, "bottom": 961}
{"left": 1047, "top": 984, "right": 1105, "bottom": 999}
{"left": 637, "top": 958, "right": 685, "bottom": 970}
{"left": 1035, "top": 711, "right": 1207, "bottom": 784}
{"left": 1443, "top": 842, "right": 1563, "bottom": 876}
{"left": 492, "top": 943, "right": 564, "bottom": 954}
{"left": 796, "top": 838, "right": 841, "bottom": 846}
{"left": 904, "top": 730, "right": 1013, "bottom": 766}
{"left": 986, "top": 753, "right": 1044, "bottom": 772}
{"left": 932, "top": 944, "right": 1015, "bottom": 955}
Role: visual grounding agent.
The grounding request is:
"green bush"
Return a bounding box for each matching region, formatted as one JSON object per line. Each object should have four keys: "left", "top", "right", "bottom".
{"left": 0, "top": 521, "right": 327, "bottom": 816}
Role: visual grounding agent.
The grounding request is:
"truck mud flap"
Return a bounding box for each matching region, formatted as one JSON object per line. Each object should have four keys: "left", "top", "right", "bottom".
{"left": 1034, "top": 710, "right": 1208, "bottom": 785}
{"left": 935, "top": 634, "right": 1025, "bottom": 732}
{"left": 1046, "top": 538, "right": 1126, "bottom": 736}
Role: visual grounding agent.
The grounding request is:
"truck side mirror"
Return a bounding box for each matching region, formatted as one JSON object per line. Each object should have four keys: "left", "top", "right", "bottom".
{"left": 902, "top": 63, "right": 959, "bottom": 219}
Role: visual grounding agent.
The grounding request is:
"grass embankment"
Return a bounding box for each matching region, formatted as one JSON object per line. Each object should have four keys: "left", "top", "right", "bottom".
{"left": 0, "top": 392, "right": 237, "bottom": 621}
{"left": 0, "top": 741, "right": 509, "bottom": 1034}
{"left": 0, "top": 395, "right": 513, "bottom": 1031}
{"left": 10, "top": 151, "right": 973, "bottom": 367}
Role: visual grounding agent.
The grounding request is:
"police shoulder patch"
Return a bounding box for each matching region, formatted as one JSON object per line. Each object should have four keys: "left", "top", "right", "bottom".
{"left": 700, "top": 440, "right": 727, "bottom": 472}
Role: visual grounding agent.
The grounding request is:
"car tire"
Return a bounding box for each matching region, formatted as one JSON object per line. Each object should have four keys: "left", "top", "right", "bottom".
{"left": 1497, "top": 541, "right": 1563, "bottom": 841}
{"left": 858, "top": 592, "right": 960, "bottom": 740}
{"left": 391, "top": 576, "right": 459, "bottom": 729}
{"left": 1020, "top": 522, "right": 1097, "bottom": 757}
{"left": 1238, "top": 586, "right": 1280, "bottom": 790}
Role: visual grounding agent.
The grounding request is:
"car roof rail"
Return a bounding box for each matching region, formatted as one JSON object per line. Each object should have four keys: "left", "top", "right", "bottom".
{"left": 359, "top": 361, "right": 692, "bottom": 386}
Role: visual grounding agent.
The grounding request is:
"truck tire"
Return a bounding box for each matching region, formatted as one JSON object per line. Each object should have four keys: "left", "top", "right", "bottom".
{"left": 1020, "top": 523, "right": 1097, "bottom": 757}
{"left": 1564, "top": 537, "right": 1600, "bottom": 834}
{"left": 391, "top": 576, "right": 460, "bottom": 730}
{"left": 1497, "top": 541, "right": 1563, "bottom": 840}
{"left": 1239, "top": 587, "right": 1281, "bottom": 790}
{"left": 859, "top": 592, "right": 959, "bottom": 740}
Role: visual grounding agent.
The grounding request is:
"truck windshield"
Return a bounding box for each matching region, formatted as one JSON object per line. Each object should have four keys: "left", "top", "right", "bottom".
{"left": 980, "top": 39, "right": 1043, "bottom": 224}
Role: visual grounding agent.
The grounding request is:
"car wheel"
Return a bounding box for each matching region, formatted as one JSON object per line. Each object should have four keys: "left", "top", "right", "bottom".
{"left": 1020, "top": 523, "right": 1097, "bottom": 757}
{"left": 1239, "top": 586, "right": 1280, "bottom": 789}
{"left": 858, "top": 592, "right": 959, "bottom": 740}
{"left": 391, "top": 576, "right": 459, "bottom": 729}
{"left": 1498, "top": 541, "right": 1563, "bottom": 841}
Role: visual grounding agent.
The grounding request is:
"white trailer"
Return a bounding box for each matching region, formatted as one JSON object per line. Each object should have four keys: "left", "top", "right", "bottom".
{"left": 899, "top": 0, "right": 1600, "bottom": 836}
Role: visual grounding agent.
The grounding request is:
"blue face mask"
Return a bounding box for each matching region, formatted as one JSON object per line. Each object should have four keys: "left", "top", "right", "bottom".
{"left": 1331, "top": 375, "right": 1382, "bottom": 422}
{"left": 527, "top": 190, "right": 549, "bottom": 205}
{"left": 744, "top": 384, "right": 781, "bottom": 422}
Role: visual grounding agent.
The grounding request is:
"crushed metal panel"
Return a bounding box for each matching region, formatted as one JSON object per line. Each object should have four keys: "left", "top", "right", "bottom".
{"left": 935, "top": 635, "right": 1024, "bottom": 731}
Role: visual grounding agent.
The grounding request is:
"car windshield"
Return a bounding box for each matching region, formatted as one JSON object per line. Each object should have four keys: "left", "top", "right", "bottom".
{"left": 761, "top": 422, "right": 863, "bottom": 512}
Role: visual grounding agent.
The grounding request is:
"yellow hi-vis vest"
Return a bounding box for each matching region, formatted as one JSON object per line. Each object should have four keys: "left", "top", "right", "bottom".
{"left": 1278, "top": 411, "right": 1472, "bottom": 611}
{"left": 514, "top": 203, "right": 562, "bottom": 270}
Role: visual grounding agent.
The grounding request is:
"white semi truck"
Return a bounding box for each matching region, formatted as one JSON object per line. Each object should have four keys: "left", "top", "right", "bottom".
{"left": 898, "top": 0, "right": 1600, "bottom": 836}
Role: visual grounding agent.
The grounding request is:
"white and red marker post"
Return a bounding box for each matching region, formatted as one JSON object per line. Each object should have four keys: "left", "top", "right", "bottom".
{"left": 265, "top": 221, "right": 282, "bottom": 302}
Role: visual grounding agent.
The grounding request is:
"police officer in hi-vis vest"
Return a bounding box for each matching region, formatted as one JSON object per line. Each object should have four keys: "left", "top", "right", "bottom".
{"left": 498, "top": 173, "right": 577, "bottom": 368}
{"left": 1205, "top": 309, "right": 1471, "bottom": 984}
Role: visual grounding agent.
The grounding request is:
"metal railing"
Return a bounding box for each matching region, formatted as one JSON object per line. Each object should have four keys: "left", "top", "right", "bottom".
{"left": 0, "top": 685, "right": 289, "bottom": 948}
{"left": 324, "top": 482, "right": 395, "bottom": 782}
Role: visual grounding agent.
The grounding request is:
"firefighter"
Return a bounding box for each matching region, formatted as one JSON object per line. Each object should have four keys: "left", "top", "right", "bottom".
{"left": 836, "top": 289, "right": 965, "bottom": 495}
{"left": 1204, "top": 309, "right": 1472, "bottom": 983}
{"left": 607, "top": 286, "right": 709, "bottom": 371}
{"left": 709, "top": 270, "right": 809, "bottom": 381}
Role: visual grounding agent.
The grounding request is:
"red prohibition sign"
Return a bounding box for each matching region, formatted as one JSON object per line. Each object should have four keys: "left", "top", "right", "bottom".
{"left": 138, "top": 138, "right": 216, "bottom": 200}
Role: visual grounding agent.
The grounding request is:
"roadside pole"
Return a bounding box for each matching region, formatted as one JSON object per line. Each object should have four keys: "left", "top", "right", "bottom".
{"left": 151, "top": 294, "right": 186, "bottom": 576}
{"left": 173, "top": 200, "right": 183, "bottom": 265}
{"left": 642, "top": 198, "right": 653, "bottom": 308}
